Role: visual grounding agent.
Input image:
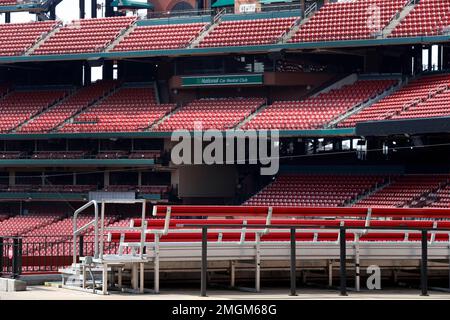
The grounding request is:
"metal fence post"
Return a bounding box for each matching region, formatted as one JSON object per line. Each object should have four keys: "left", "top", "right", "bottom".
{"left": 0, "top": 237, "right": 3, "bottom": 277}
{"left": 79, "top": 235, "right": 84, "bottom": 259}
{"left": 201, "top": 226, "right": 208, "bottom": 297}
{"left": 12, "top": 238, "right": 20, "bottom": 279}
{"left": 421, "top": 230, "right": 428, "bottom": 296}
{"left": 340, "top": 227, "right": 347, "bottom": 296}
{"left": 290, "top": 227, "right": 298, "bottom": 296}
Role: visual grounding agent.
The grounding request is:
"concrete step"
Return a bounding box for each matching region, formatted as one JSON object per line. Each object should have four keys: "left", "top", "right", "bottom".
{"left": 378, "top": 0, "right": 417, "bottom": 38}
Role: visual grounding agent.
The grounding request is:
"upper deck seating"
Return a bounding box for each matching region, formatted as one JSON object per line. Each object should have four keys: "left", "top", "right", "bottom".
{"left": 289, "top": 0, "right": 407, "bottom": 43}
{"left": 390, "top": 0, "right": 450, "bottom": 37}
{"left": 0, "top": 89, "right": 68, "bottom": 133}
{"left": 0, "top": 21, "right": 57, "bottom": 56}
{"left": 112, "top": 22, "right": 207, "bottom": 51}
{"left": 243, "top": 79, "right": 396, "bottom": 130}
{"left": 19, "top": 81, "right": 118, "bottom": 133}
{"left": 339, "top": 74, "right": 450, "bottom": 127}
{"left": 33, "top": 16, "right": 136, "bottom": 55}
{"left": 59, "top": 87, "right": 174, "bottom": 133}
{"left": 198, "top": 17, "right": 297, "bottom": 47}
{"left": 154, "top": 97, "right": 265, "bottom": 131}
{"left": 244, "top": 174, "right": 386, "bottom": 207}
{"left": 353, "top": 175, "right": 449, "bottom": 208}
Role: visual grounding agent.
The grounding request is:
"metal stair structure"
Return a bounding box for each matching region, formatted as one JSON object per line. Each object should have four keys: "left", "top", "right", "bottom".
{"left": 347, "top": 178, "right": 392, "bottom": 207}
{"left": 105, "top": 23, "right": 137, "bottom": 52}
{"left": 147, "top": 103, "right": 183, "bottom": 131}
{"left": 279, "top": 3, "right": 318, "bottom": 43}
{"left": 325, "top": 76, "right": 404, "bottom": 128}
{"left": 11, "top": 88, "right": 77, "bottom": 133}
{"left": 378, "top": 0, "right": 417, "bottom": 39}
{"left": 51, "top": 83, "right": 122, "bottom": 132}
{"left": 24, "top": 21, "right": 63, "bottom": 56}
{"left": 188, "top": 9, "right": 226, "bottom": 49}
{"left": 235, "top": 101, "right": 270, "bottom": 129}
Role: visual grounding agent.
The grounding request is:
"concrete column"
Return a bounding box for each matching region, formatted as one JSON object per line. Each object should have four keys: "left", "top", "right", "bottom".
{"left": 104, "top": 171, "right": 110, "bottom": 186}
{"left": 80, "top": 0, "right": 85, "bottom": 19}
{"left": 9, "top": 171, "right": 15, "bottom": 186}
{"left": 5, "top": 12, "right": 11, "bottom": 23}
{"left": 91, "top": 0, "right": 97, "bottom": 18}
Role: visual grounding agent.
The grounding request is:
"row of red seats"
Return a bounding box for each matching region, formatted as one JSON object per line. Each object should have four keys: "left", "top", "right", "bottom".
{"left": 0, "top": 20, "right": 57, "bottom": 56}
{"left": 353, "top": 175, "right": 449, "bottom": 208}
{"left": 290, "top": 0, "right": 407, "bottom": 42}
{"left": 390, "top": 0, "right": 450, "bottom": 37}
{"left": 0, "top": 215, "right": 61, "bottom": 237}
{"left": 33, "top": 16, "right": 136, "bottom": 55}
{"left": 243, "top": 79, "right": 396, "bottom": 130}
{"left": 244, "top": 174, "right": 387, "bottom": 207}
{"left": 154, "top": 97, "right": 265, "bottom": 131}
{"left": 198, "top": 17, "right": 297, "bottom": 48}
{"left": 19, "top": 80, "right": 119, "bottom": 133}
{"left": 340, "top": 73, "right": 450, "bottom": 127}
{"left": 109, "top": 205, "right": 450, "bottom": 244}
{"left": 0, "top": 89, "right": 68, "bottom": 133}
{"left": 59, "top": 87, "right": 175, "bottom": 133}
{"left": 112, "top": 23, "right": 207, "bottom": 51}
{"left": 428, "top": 185, "right": 450, "bottom": 208}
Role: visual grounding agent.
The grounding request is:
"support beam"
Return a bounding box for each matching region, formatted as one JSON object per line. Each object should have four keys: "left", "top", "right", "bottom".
{"left": 105, "top": 0, "right": 114, "bottom": 17}
{"left": 80, "top": 0, "right": 86, "bottom": 19}
{"left": 91, "top": 0, "right": 97, "bottom": 18}
{"left": 5, "top": 12, "right": 11, "bottom": 23}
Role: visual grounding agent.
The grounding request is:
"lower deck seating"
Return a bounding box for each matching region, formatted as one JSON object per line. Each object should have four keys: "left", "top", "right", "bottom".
{"left": 108, "top": 205, "right": 450, "bottom": 245}
{"left": 243, "top": 79, "right": 396, "bottom": 130}
{"left": 428, "top": 185, "right": 450, "bottom": 208}
{"left": 154, "top": 97, "right": 265, "bottom": 131}
{"left": 244, "top": 174, "right": 386, "bottom": 207}
{"left": 353, "top": 175, "right": 449, "bottom": 208}
{"left": 0, "top": 215, "right": 61, "bottom": 237}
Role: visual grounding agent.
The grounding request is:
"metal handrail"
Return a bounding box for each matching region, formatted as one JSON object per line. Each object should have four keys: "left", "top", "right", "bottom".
{"left": 73, "top": 200, "right": 98, "bottom": 266}
{"left": 185, "top": 223, "right": 450, "bottom": 297}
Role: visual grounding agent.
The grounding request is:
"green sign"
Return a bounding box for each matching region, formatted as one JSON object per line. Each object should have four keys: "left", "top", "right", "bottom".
{"left": 181, "top": 74, "right": 263, "bottom": 87}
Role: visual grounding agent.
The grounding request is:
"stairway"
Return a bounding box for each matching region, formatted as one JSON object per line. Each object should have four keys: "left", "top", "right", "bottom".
{"left": 25, "top": 22, "right": 63, "bottom": 56}
{"left": 235, "top": 101, "right": 270, "bottom": 129}
{"left": 188, "top": 9, "right": 225, "bottom": 48}
{"left": 147, "top": 104, "right": 183, "bottom": 131}
{"left": 105, "top": 23, "right": 137, "bottom": 52}
{"left": 325, "top": 77, "right": 404, "bottom": 128}
{"left": 52, "top": 84, "right": 122, "bottom": 132}
{"left": 347, "top": 178, "right": 392, "bottom": 207}
{"left": 11, "top": 88, "right": 77, "bottom": 133}
{"left": 379, "top": 0, "right": 417, "bottom": 38}
{"left": 278, "top": 16, "right": 303, "bottom": 43}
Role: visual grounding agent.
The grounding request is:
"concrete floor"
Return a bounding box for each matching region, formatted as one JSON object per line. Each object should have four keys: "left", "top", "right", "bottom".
{"left": 1, "top": 286, "right": 450, "bottom": 300}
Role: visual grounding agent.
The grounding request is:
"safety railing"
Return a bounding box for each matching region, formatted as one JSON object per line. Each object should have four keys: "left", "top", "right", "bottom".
{"left": 180, "top": 223, "right": 450, "bottom": 297}
{"left": 0, "top": 236, "right": 22, "bottom": 279}
{"left": 1, "top": 235, "right": 122, "bottom": 274}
